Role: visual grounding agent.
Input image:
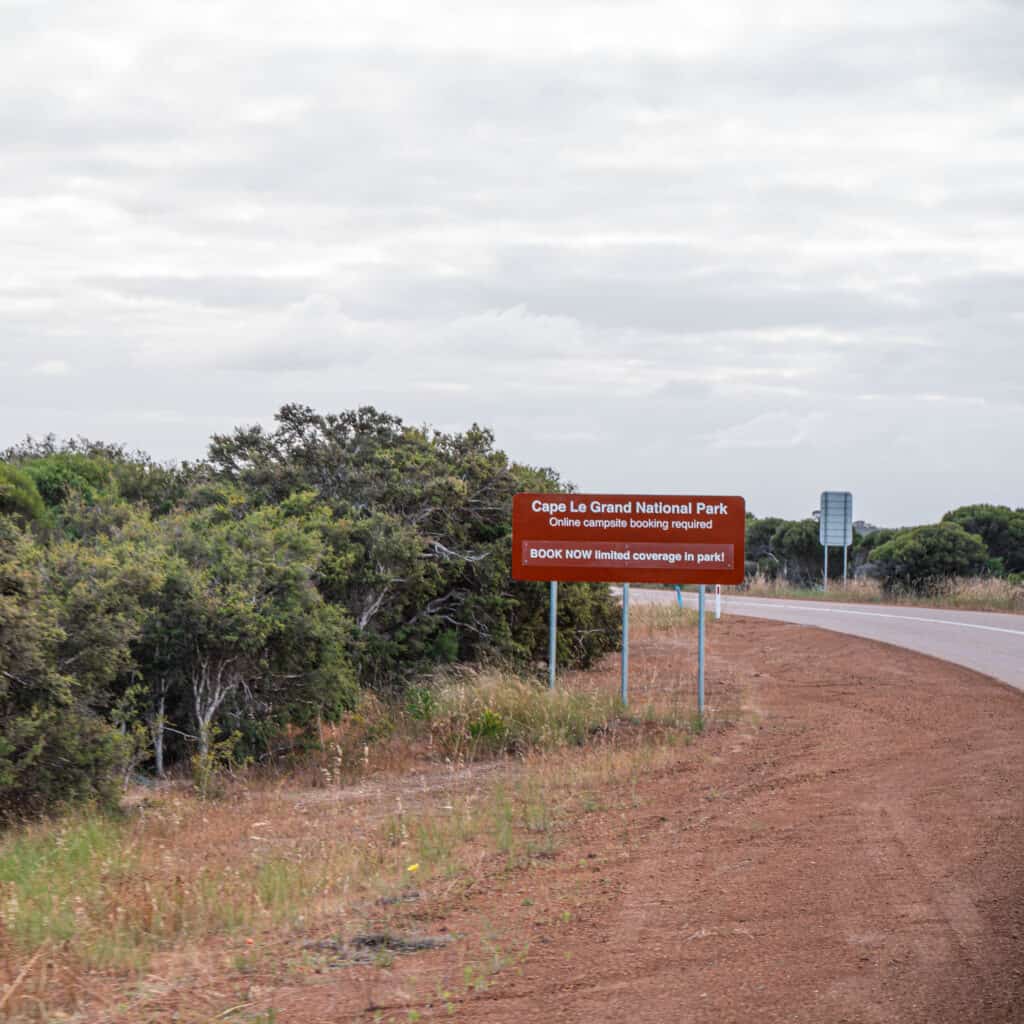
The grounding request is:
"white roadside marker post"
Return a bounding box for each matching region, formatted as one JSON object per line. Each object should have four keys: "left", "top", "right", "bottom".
{"left": 621, "top": 583, "right": 630, "bottom": 707}
{"left": 548, "top": 580, "right": 558, "bottom": 689}
{"left": 697, "top": 584, "right": 706, "bottom": 716}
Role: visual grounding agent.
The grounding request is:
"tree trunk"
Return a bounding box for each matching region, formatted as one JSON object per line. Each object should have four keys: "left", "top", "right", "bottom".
{"left": 191, "top": 656, "right": 237, "bottom": 760}
{"left": 152, "top": 691, "right": 166, "bottom": 778}
{"left": 196, "top": 712, "right": 214, "bottom": 759}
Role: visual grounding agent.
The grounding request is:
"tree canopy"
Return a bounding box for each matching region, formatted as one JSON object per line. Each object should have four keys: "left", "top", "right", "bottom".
{"left": 942, "top": 504, "right": 1024, "bottom": 575}
{"left": 0, "top": 463, "right": 47, "bottom": 529}
{"left": 743, "top": 510, "right": 1016, "bottom": 591}
{"left": 868, "top": 522, "right": 990, "bottom": 591}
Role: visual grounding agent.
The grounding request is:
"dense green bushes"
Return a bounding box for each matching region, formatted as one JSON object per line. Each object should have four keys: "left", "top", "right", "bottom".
{"left": 745, "top": 503, "right": 1024, "bottom": 592}
{"left": 0, "top": 519, "right": 126, "bottom": 819}
{"left": 867, "top": 522, "right": 990, "bottom": 591}
{"left": 0, "top": 407, "right": 621, "bottom": 819}
{"left": 942, "top": 504, "right": 1024, "bottom": 575}
{"left": 0, "top": 463, "right": 47, "bottom": 528}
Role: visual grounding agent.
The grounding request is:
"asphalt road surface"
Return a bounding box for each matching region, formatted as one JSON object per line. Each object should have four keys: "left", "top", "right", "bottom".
{"left": 627, "top": 587, "right": 1024, "bottom": 692}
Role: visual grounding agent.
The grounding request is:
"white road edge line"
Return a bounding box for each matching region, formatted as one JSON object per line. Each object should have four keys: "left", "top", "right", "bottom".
{"left": 719, "top": 600, "right": 1024, "bottom": 638}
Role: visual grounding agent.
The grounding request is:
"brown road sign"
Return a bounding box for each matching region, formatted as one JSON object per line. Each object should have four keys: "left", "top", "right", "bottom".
{"left": 512, "top": 493, "right": 746, "bottom": 585}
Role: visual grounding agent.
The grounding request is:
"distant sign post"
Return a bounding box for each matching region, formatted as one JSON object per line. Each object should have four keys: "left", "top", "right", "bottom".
{"left": 512, "top": 493, "right": 745, "bottom": 713}
{"left": 819, "top": 491, "right": 853, "bottom": 590}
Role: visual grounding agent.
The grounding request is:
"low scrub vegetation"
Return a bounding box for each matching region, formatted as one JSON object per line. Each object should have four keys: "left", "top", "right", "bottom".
{"left": 627, "top": 603, "right": 713, "bottom": 637}
{"left": 0, "top": 409, "right": 621, "bottom": 820}
{"left": 922, "top": 575, "right": 1024, "bottom": 612}
{"left": 423, "top": 670, "right": 624, "bottom": 760}
{"left": 282, "top": 669, "right": 633, "bottom": 789}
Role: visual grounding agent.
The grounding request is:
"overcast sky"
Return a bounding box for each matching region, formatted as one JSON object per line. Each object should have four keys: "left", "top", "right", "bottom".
{"left": 2, "top": 1, "right": 1022, "bottom": 525}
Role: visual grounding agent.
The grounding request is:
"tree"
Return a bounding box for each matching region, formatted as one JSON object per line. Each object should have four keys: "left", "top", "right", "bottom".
{"left": 770, "top": 519, "right": 822, "bottom": 584}
{"left": 4, "top": 435, "right": 196, "bottom": 517}
{"left": 0, "top": 517, "right": 124, "bottom": 820}
{"left": 39, "top": 509, "right": 173, "bottom": 776}
{"left": 207, "top": 405, "right": 621, "bottom": 687}
{"left": 942, "top": 504, "right": 1024, "bottom": 574}
{"left": 745, "top": 517, "right": 785, "bottom": 577}
{"left": 0, "top": 463, "right": 47, "bottom": 529}
{"left": 42, "top": 511, "right": 165, "bottom": 701}
{"left": 19, "top": 453, "right": 116, "bottom": 509}
{"left": 868, "top": 522, "right": 990, "bottom": 592}
{"left": 154, "top": 505, "right": 357, "bottom": 756}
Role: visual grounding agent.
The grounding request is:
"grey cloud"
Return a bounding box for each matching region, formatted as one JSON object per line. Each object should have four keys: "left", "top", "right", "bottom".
{"left": 0, "top": 92, "right": 183, "bottom": 152}
{"left": 921, "top": 272, "right": 1024, "bottom": 316}
{"left": 484, "top": 272, "right": 910, "bottom": 335}
{"left": 326, "top": 247, "right": 914, "bottom": 335}
{"left": 84, "top": 275, "right": 317, "bottom": 309}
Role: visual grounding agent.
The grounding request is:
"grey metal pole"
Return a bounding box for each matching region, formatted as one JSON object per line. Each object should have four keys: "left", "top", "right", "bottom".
{"left": 697, "top": 584, "right": 706, "bottom": 716}
{"left": 548, "top": 580, "right": 558, "bottom": 690}
{"left": 843, "top": 544, "right": 848, "bottom": 585}
{"left": 824, "top": 545, "right": 829, "bottom": 592}
{"left": 621, "top": 583, "right": 630, "bottom": 707}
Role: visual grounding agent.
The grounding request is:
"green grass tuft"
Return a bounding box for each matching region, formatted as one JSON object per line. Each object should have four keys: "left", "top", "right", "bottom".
{"left": 425, "top": 671, "right": 624, "bottom": 761}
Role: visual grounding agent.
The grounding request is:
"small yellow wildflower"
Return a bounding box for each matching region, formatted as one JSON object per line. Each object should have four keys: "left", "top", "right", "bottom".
{"left": 407, "top": 863, "right": 420, "bottom": 873}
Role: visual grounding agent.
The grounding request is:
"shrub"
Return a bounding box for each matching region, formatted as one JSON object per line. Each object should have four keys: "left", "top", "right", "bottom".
{"left": 942, "top": 504, "right": 1024, "bottom": 575}
{"left": 0, "top": 518, "right": 125, "bottom": 821}
{"left": 868, "top": 522, "right": 990, "bottom": 593}
{"left": 0, "top": 463, "right": 47, "bottom": 529}
{"left": 20, "top": 453, "right": 116, "bottom": 508}
{"left": 424, "top": 670, "right": 622, "bottom": 761}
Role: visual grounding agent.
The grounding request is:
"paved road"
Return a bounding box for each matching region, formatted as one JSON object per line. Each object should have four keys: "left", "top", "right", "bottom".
{"left": 627, "top": 587, "right": 1024, "bottom": 692}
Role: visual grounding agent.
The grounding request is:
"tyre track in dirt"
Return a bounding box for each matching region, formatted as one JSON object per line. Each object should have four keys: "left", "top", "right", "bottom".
{"left": 441, "top": 620, "right": 1024, "bottom": 1023}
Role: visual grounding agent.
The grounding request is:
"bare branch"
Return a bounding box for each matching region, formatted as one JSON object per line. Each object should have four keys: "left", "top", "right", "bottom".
{"left": 358, "top": 584, "right": 392, "bottom": 630}
{"left": 424, "top": 540, "right": 490, "bottom": 563}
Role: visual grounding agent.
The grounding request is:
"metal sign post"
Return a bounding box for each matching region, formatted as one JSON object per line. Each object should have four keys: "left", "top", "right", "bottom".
{"left": 714, "top": 583, "right": 721, "bottom": 620}
{"left": 621, "top": 583, "right": 630, "bottom": 706}
{"left": 675, "top": 585, "right": 684, "bottom": 609}
{"left": 548, "top": 580, "right": 558, "bottom": 689}
{"left": 820, "top": 491, "right": 853, "bottom": 591}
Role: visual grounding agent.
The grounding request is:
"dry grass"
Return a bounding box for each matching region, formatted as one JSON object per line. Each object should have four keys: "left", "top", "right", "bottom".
{"left": 627, "top": 602, "right": 713, "bottom": 639}
{"left": 737, "top": 573, "right": 1024, "bottom": 614}
{"left": 0, "top": 607, "right": 729, "bottom": 1022}
{"left": 740, "top": 575, "right": 886, "bottom": 602}
{"left": 294, "top": 670, "right": 629, "bottom": 789}
{"left": 425, "top": 669, "right": 625, "bottom": 760}
{"left": 0, "top": 775, "right": 488, "bottom": 1018}
{"left": 0, "top": 737, "right": 709, "bottom": 1022}
{"left": 923, "top": 576, "right": 1024, "bottom": 612}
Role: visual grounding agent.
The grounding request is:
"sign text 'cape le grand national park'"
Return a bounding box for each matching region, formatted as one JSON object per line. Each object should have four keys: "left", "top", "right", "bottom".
{"left": 512, "top": 494, "right": 746, "bottom": 585}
